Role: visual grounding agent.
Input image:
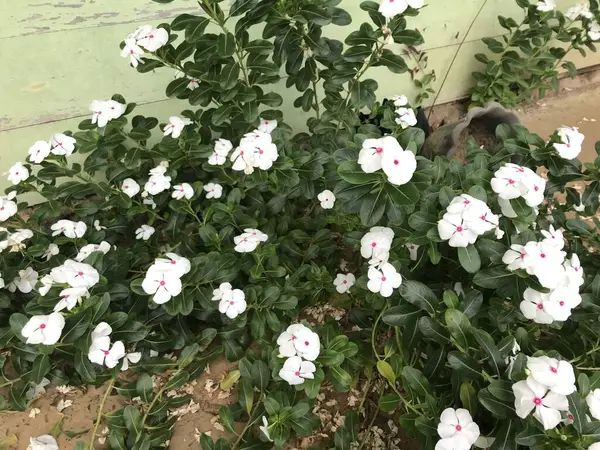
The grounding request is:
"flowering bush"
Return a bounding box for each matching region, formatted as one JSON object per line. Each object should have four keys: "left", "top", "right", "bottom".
{"left": 471, "top": 0, "right": 600, "bottom": 107}
{"left": 2, "top": 0, "right": 600, "bottom": 449}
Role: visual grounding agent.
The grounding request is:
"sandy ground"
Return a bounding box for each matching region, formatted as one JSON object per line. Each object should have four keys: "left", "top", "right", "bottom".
{"left": 3, "top": 70, "right": 600, "bottom": 450}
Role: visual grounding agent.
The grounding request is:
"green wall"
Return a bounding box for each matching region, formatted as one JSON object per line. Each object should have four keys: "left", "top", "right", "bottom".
{"left": 1, "top": 0, "right": 598, "bottom": 190}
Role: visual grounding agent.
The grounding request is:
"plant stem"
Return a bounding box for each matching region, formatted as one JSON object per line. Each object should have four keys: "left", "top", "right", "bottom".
{"left": 231, "top": 399, "right": 262, "bottom": 450}
{"left": 89, "top": 377, "right": 116, "bottom": 450}
{"left": 428, "top": 0, "right": 489, "bottom": 120}
{"left": 357, "top": 389, "right": 385, "bottom": 450}
{"left": 311, "top": 79, "right": 321, "bottom": 119}
{"left": 371, "top": 308, "right": 386, "bottom": 361}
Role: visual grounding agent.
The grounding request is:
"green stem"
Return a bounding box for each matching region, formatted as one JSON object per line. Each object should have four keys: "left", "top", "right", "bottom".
{"left": 357, "top": 390, "right": 385, "bottom": 450}
{"left": 89, "top": 377, "right": 116, "bottom": 450}
{"left": 231, "top": 399, "right": 261, "bottom": 450}
{"left": 371, "top": 308, "right": 386, "bottom": 361}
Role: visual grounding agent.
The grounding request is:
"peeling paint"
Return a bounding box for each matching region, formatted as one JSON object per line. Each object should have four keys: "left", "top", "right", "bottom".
{"left": 18, "top": 13, "right": 44, "bottom": 22}
{"left": 25, "top": 82, "right": 50, "bottom": 93}
{"left": 67, "top": 11, "right": 119, "bottom": 25}
{"left": 54, "top": 3, "right": 84, "bottom": 8}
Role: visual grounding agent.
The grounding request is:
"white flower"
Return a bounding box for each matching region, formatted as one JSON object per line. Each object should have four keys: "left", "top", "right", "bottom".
{"left": 258, "top": 118, "right": 278, "bottom": 133}
{"left": 524, "top": 241, "right": 566, "bottom": 290}
{"left": 152, "top": 253, "right": 191, "bottom": 278}
{"left": 143, "top": 198, "right": 157, "bottom": 209}
{"left": 318, "top": 190, "right": 336, "bottom": 209}
{"left": 50, "top": 260, "right": 100, "bottom": 289}
{"left": 405, "top": 243, "right": 419, "bottom": 261}
{"left": 491, "top": 164, "right": 527, "bottom": 200}
{"left": 135, "top": 225, "right": 155, "bottom": 241}
{"left": 553, "top": 127, "right": 585, "bottom": 160}
{"left": 259, "top": 416, "right": 273, "bottom": 442}
{"left": 589, "top": 443, "right": 600, "bottom": 450}
{"left": 43, "top": 243, "right": 59, "bottom": 261}
{"left": 566, "top": 3, "right": 594, "bottom": 20}
{"left": 10, "top": 267, "right": 38, "bottom": 293}
{"left": 586, "top": 389, "right": 600, "bottom": 420}
{"left": 121, "top": 352, "right": 142, "bottom": 371}
{"left": 495, "top": 227, "right": 505, "bottom": 239}
{"left": 358, "top": 136, "right": 394, "bottom": 173}
{"left": 89, "top": 100, "right": 125, "bottom": 128}
{"left": 50, "top": 133, "right": 77, "bottom": 156}
{"left": 545, "top": 286, "right": 582, "bottom": 321}
{"left": 395, "top": 107, "right": 418, "bottom": 128}
{"left": 51, "top": 220, "right": 87, "bottom": 239}
{"left": 212, "top": 282, "right": 232, "bottom": 301}
{"left": 142, "top": 270, "right": 182, "bottom": 304}
{"left": 527, "top": 356, "right": 576, "bottom": 395}
{"left": 94, "top": 220, "right": 106, "bottom": 231}
{"left": 438, "top": 213, "right": 478, "bottom": 248}
{"left": 21, "top": 313, "right": 65, "bottom": 345}
{"left": 4, "top": 229, "right": 33, "bottom": 252}
{"left": 251, "top": 141, "right": 278, "bottom": 171}
{"left": 234, "top": 228, "right": 268, "bottom": 253}
{"left": 502, "top": 244, "right": 530, "bottom": 271}
{"left": 513, "top": 376, "right": 568, "bottom": 429}
{"left": 209, "top": 139, "right": 233, "bottom": 166}
{"left": 38, "top": 274, "right": 54, "bottom": 296}
{"left": 392, "top": 95, "right": 408, "bottom": 107}
{"left": 230, "top": 145, "right": 256, "bottom": 173}
{"left": 276, "top": 324, "right": 309, "bottom": 357}
{"left": 163, "top": 116, "right": 193, "bottom": 139}
{"left": 28, "top": 141, "right": 52, "bottom": 163}
{"left": 145, "top": 174, "right": 171, "bottom": 195}
{"left": 121, "top": 178, "right": 140, "bottom": 197}
{"left": 435, "top": 436, "right": 471, "bottom": 450}
{"left": 380, "top": 139, "right": 416, "bottom": 186}
{"left": 120, "top": 38, "right": 145, "bottom": 67}
{"left": 0, "top": 196, "right": 18, "bottom": 222}
{"left": 536, "top": 0, "right": 556, "bottom": 11}
{"left": 292, "top": 326, "right": 321, "bottom": 361}
{"left": 367, "top": 262, "right": 402, "bottom": 297}
{"left": 437, "top": 408, "right": 480, "bottom": 447}
{"left": 498, "top": 197, "right": 518, "bottom": 218}
{"left": 54, "top": 287, "right": 89, "bottom": 312}
{"left": 218, "top": 288, "right": 247, "bottom": 319}
{"left": 541, "top": 225, "right": 564, "bottom": 249}
{"left": 589, "top": 22, "right": 600, "bottom": 40}
{"left": 7, "top": 162, "right": 29, "bottom": 185}
{"left": 204, "top": 183, "right": 223, "bottom": 199}
{"left": 462, "top": 205, "right": 499, "bottom": 236}
{"left": 135, "top": 26, "right": 169, "bottom": 52}
{"left": 334, "top": 273, "right": 355, "bottom": 294}
{"left": 360, "top": 226, "right": 394, "bottom": 259}
{"left": 279, "top": 356, "right": 316, "bottom": 385}
{"left": 172, "top": 183, "right": 194, "bottom": 200}
{"left": 520, "top": 288, "right": 554, "bottom": 324}
{"left": 88, "top": 337, "right": 126, "bottom": 368}
{"left": 564, "top": 253, "right": 584, "bottom": 287}
{"left": 378, "top": 0, "right": 424, "bottom": 18}
{"left": 75, "top": 242, "right": 111, "bottom": 262}
{"left": 91, "top": 322, "right": 112, "bottom": 341}
{"left": 149, "top": 161, "right": 169, "bottom": 176}
{"left": 29, "top": 435, "right": 59, "bottom": 450}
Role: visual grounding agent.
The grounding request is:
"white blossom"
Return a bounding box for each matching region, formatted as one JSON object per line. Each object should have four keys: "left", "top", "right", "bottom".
{"left": 392, "top": 95, "right": 408, "bottom": 107}
{"left": 318, "top": 190, "right": 336, "bottom": 209}
{"left": 163, "top": 116, "right": 193, "bottom": 139}
{"left": 209, "top": 139, "right": 233, "bottom": 166}
{"left": 276, "top": 324, "right": 310, "bottom": 357}
{"left": 367, "top": 262, "right": 402, "bottom": 297}
{"left": 438, "top": 213, "right": 477, "bottom": 248}
{"left": 0, "top": 196, "right": 18, "bottom": 222}
{"left": 564, "top": 253, "right": 584, "bottom": 287}
{"left": 9, "top": 267, "right": 38, "bottom": 293}
{"left": 142, "top": 269, "right": 182, "bottom": 304}
{"left": 536, "top": 0, "right": 556, "bottom": 11}
{"left": 360, "top": 226, "right": 394, "bottom": 259}
{"left": 145, "top": 174, "right": 171, "bottom": 195}
{"left": 54, "top": 287, "right": 89, "bottom": 312}
{"left": 395, "top": 107, "right": 418, "bottom": 128}
{"left": 541, "top": 225, "right": 564, "bottom": 249}
{"left": 230, "top": 145, "right": 256, "bottom": 173}
{"left": 437, "top": 408, "right": 480, "bottom": 447}
{"left": 378, "top": 0, "right": 424, "bottom": 18}
{"left": 553, "top": 127, "right": 585, "bottom": 160}
{"left": 120, "top": 38, "right": 144, "bottom": 67}
{"left": 491, "top": 163, "right": 545, "bottom": 207}
{"left": 234, "top": 228, "right": 268, "bottom": 253}
{"left": 88, "top": 337, "right": 126, "bottom": 368}
{"left": 589, "top": 22, "right": 600, "bottom": 40}
{"left": 121, "top": 352, "right": 142, "bottom": 371}
{"left": 135, "top": 26, "right": 169, "bottom": 52}
{"left": 258, "top": 118, "right": 278, "bottom": 133}
{"left": 586, "top": 389, "right": 600, "bottom": 420}
{"left": 334, "top": 273, "right": 355, "bottom": 294}
{"left": 75, "top": 241, "right": 111, "bottom": 262}
{"left": 21, "top": 313, "right": 65, "bottom": 345}
{"left": 43, "top": 244, "right": 59, "bottom": 261}
{"left": 217, "top": 288, "right": 247, "bottom": 319}
{"left": 121, "top": 178, "right": 140, "bottom": 197}
{"left": 527, "top": 356, "right": 576, "bottom": 395}
{"left": 380, "top": 138, "right": 416, "bottom": 185}
{"left": 359, "top": 136, "right": 396, "bottom": 173}
{"left": 50, "top": 260, "right": 100, "bottom": 289}
{"left": 28, "top": 141, "right": 52, "bottom": 163}
{"left": 152, "top": 253, "right": 191, "bottom": 278}
{"left": 135, "top": 224, "right": 155, "bottom": 241}
{"left": 259, "top": 416, "right": 273, "bottom": 442}
{"left": 204, "top": 183, "right": 223, "bottom": 199}
{"left": 172, "top": 183, "right": 194, "bottom": 200}
{"left": 279, "top": 356, "right": 316, "bottom": 385}
{"left": 566, "top": 3, "right": 594, "bottom": 20}
{"left": 7, "top": 162, "right": 29, "bottom": 185}
{"left": 51, "top": 220, "right": 87, "bottom": 239}
{"left": 513, "top": 376, "right": 568, "bottom": 430}
{"left": 520, "top": 288, "right": 554, "bottom": 324}
{"left": 89, "top": 100, "right": 125, "bottom": 128}
{"left": 38, "top": 274, "right": 54, "bottom": 296}
{"left": 50, "top": 133, "right": 77, "bottom": 156}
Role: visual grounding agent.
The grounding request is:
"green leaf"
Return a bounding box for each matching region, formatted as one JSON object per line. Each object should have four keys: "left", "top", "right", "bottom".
{"left": 488, "top": 380, "right": 515, "bottom": 402}
{"left": 418, "top": 317, "right": 451, "bottom": 345}
{"left": 458, "top": 245, "right": 481, "bottom": 273}
{"left": 220, "top": 62, "right": 240, "bottom": 90}
{"left": 300, "top": 4, "right": 332, "bottom": 25}
{"left": 163, "top": 372, "right": 190, "bottom": 391}
{"left": 250, "top": 360, "right": 270, "bottom": 391}
{"left": 350, "top": 79, "right": 377, "bottom": 109}
{"left": 516, "top": 427, "right": 547, "bottom": 446}
{"left": 212, "top": 104, "right": 235, "bottom": 126}
{"left": 319, "top": 350, "right": 345, "bottom": 366}
{"left": 445, "top": 309, "right": 471, "bottom": 350}
{"left": 378, "top": 49, "right": 409, "bottom": 74}
{"left": 245, "top": 39, "right": 273, "bottom": 55}
{"left": 400, "top": 280, "right": 439, "bottom": 315}
{"left": 31, "top": 354, "right": 51, "bottom": 384}
{"left": 331, "top": 7, "right": 352, "bottom": 26}
{"left": 376, "top": 360, "right": 396, "bottom": 384}
{"left": 473, "top": 329, "right": 505, "bottom": 376}
{"left": 237, "top": 379, "right": 254, "bottom": 414}
{"left": 337, "top": 161, "right": 380, "bottom": 185}
{"left": 473, "top": 268, "right": 513, "bottom": 289}
{"left": 402, "top": 367, "right": 431, "bottom": 396}
{"left": 447, "top": 351, "right": 481, "bottom": 380}
{"left": 218, "top": 33, "right": 236, "bottom": 56}
{"left": 136, "top": 374, "right": 153, "bottom": 403}
{"left": 568, "top": 393, "right": 587, "bottom": 434}
{"left": 460, "top": 382, "right": 478, "bottom": 417}
{"left": 75, "top": 349, "right": 96, "bottom": 383}
{"left": 378, "top": 393, "right": 400, "bottom": 411}
{"left": 165, "top": 77, "right": 190, "bottom": 98}
{"left": 360, "top": 191, "right": 386, "bottom": 226}
{"left": 185, "top": 17, "right": 210, "bottom": 43}
{"left": 385, "top": 182, "right": 420, "bottom": 206}
{"left": 490, "top": 420, "right": 516, "bottom": 450}
{"left": 478, "top": 388, "right": 515, "bottom": 419}
{"left": 460, "top": 290, "right": 483, "bottom": 318}
{"left": 382, "top": 304, "right": 423, "bottom": 327}
{"left": 123, "top": 406, "right": 143, "bottom": 437}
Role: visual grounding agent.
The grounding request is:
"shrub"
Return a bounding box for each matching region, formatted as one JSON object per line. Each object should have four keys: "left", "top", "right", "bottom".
{"left": 2, "top": 1, "right": 600, "bottom": 450}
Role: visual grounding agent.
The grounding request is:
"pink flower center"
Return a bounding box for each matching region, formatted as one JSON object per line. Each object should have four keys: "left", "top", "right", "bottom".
{"left": 551, "top": 367, "right": 558, "bottom": 373}
{"left": 464, "top": 200, "right": 470, "bottom": 205}
{"left": 376, "top": 147, "right": 383, "bottom": 154}
{"left": 540, "top": 253, "right": 546, "bottom": 258}
{"left": 567, "top": 144, "right": 571, "bottom": 148}
{"left": 304, "top": 341, "right": 309, "bottom": 346}
{"left": 40, "top": 324, "right": 46, "bottom": 329}
{"left": 295, "top": 371, "right": 300, "bottom": 376}
{"left": 371, "top": 242, "right": 377, "bottom": 247}
{"left": 519, "top": 253, "right": 526, "bottom": 260}
{"left": 518, "top": 168, "right": 525, "bottom": 172}
{"left": 259, "top": 149, "right": 264, "bottom": 154}
{"left": 575, "top": 267, "right": 580, "bottom": 272}
{"left": 230, "top": 301, "right": 235, "bottom": 305}
{"left": 78, "top": 271, "right": 84, "bottom": 276}
{"left": 240, "top": 150, "right": 244, "bottom": 155}
{"left": 124, "top": 185, "right": 129, "bottom": 189}
{"left": 508, "top": 179, "right": 515, "bottom": 184}
{"left": 381, "top": 276, "right": 387, "bottom": 282}
{"left": 480, "top": 215, "right": 486, "bottom": 221}
{"left": 455, "top": 425, "right": 462, "bottom": 431}
{"left": 456, "top": 226, "right": 463, "bottom": 232}
{"left": 291, "top": 336, "right": 296, "bottom": 341}
{"left": 265, "top": 121, "right": 269, "bottom": 125}
{"left": 171, "top": 260, "right": 177, "bottom": 264}
{"left": 343, "top": 280, "right": 348, "bottom": 284}
{"left": 160, "top": 281, "right": 166, "bottom": 286}
{"left": 149, "top": 34, "right": 154, "bottom": 38}
{"left": 393, "top": 159, "right": 399, "bottom": 165}
{"left": 533, "top": 397, "right": 542, "bottom": 405}
{"left": 569, "top": 414, "right": 574, "bottom": 420}
{"left": 104, "top": 350, "right": 110, "bottom": 355}
{"left": 534, "top": 186, "right": 539, "bottom": 191}
{"left": 537, "top": 303, "right": 544, "bottom": 310}
{"left": 130, "top": 49, "right": 134, "bottom": 54}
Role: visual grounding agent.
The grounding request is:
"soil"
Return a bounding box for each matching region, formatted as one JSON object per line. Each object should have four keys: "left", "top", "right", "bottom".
{"left": 4, "top": 69, "right": 600, "bottom": 450}
{"left": 452, "top": 119, "right": 502, "bottom": 163}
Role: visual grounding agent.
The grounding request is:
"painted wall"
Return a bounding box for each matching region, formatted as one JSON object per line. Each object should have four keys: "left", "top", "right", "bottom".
{"left": 1, "top": 0, "right": 599, "bottom": 189}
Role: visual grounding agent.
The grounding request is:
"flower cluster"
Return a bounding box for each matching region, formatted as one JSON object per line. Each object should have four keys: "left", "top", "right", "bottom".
{"left": 51, "top": 219, "right": 87, "bottom": 238}
{"left": 89, "top": 99, "right": 126, "bottom": 128}
{"left": 378, "top": 0, "right": 424, "bottom": 19}
{"left": 121, "top": 25, "right": 169, "bottom": 67}
{"left": 503, "top": 229, "right": 583, "bottom": 323}
{"left": 358, "top": 136, "right": 416, "bottom": 186}
{"left": 393, "top": 95, "right": 418, "bottom": 129}
{"left": 438, "top": 194, "right": 499, "bottom": 248}
{"left": 552, "top": 126, "right": 585, "bottom": 160}
{"left": 234, "top": 228, "right": 268, "bottom": 253}
{"left": 513, "top": 356, "right": 575, "bottom": 429}
{"left": 28, "top": 133, "right": 76, "bottom": 163}
{"left": 361, "top": 226, "right": 403, "bottom": 297}
{"left": 211, "top": 282, "right": 247, "bottom": 319}
{"left": 491, "top": 163, "right": 546, "bottom": 218}
{"left": 141, "top": 253, "right": 190, "bottom": 304}
{"left": 277, "top": 324, "right": 320, "bottom": 385}
{"left": 0, "top": 228, "right": 33, "bottom": 252}
{"left": 435, "top": 408, "right": 480, "bottom": 450}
